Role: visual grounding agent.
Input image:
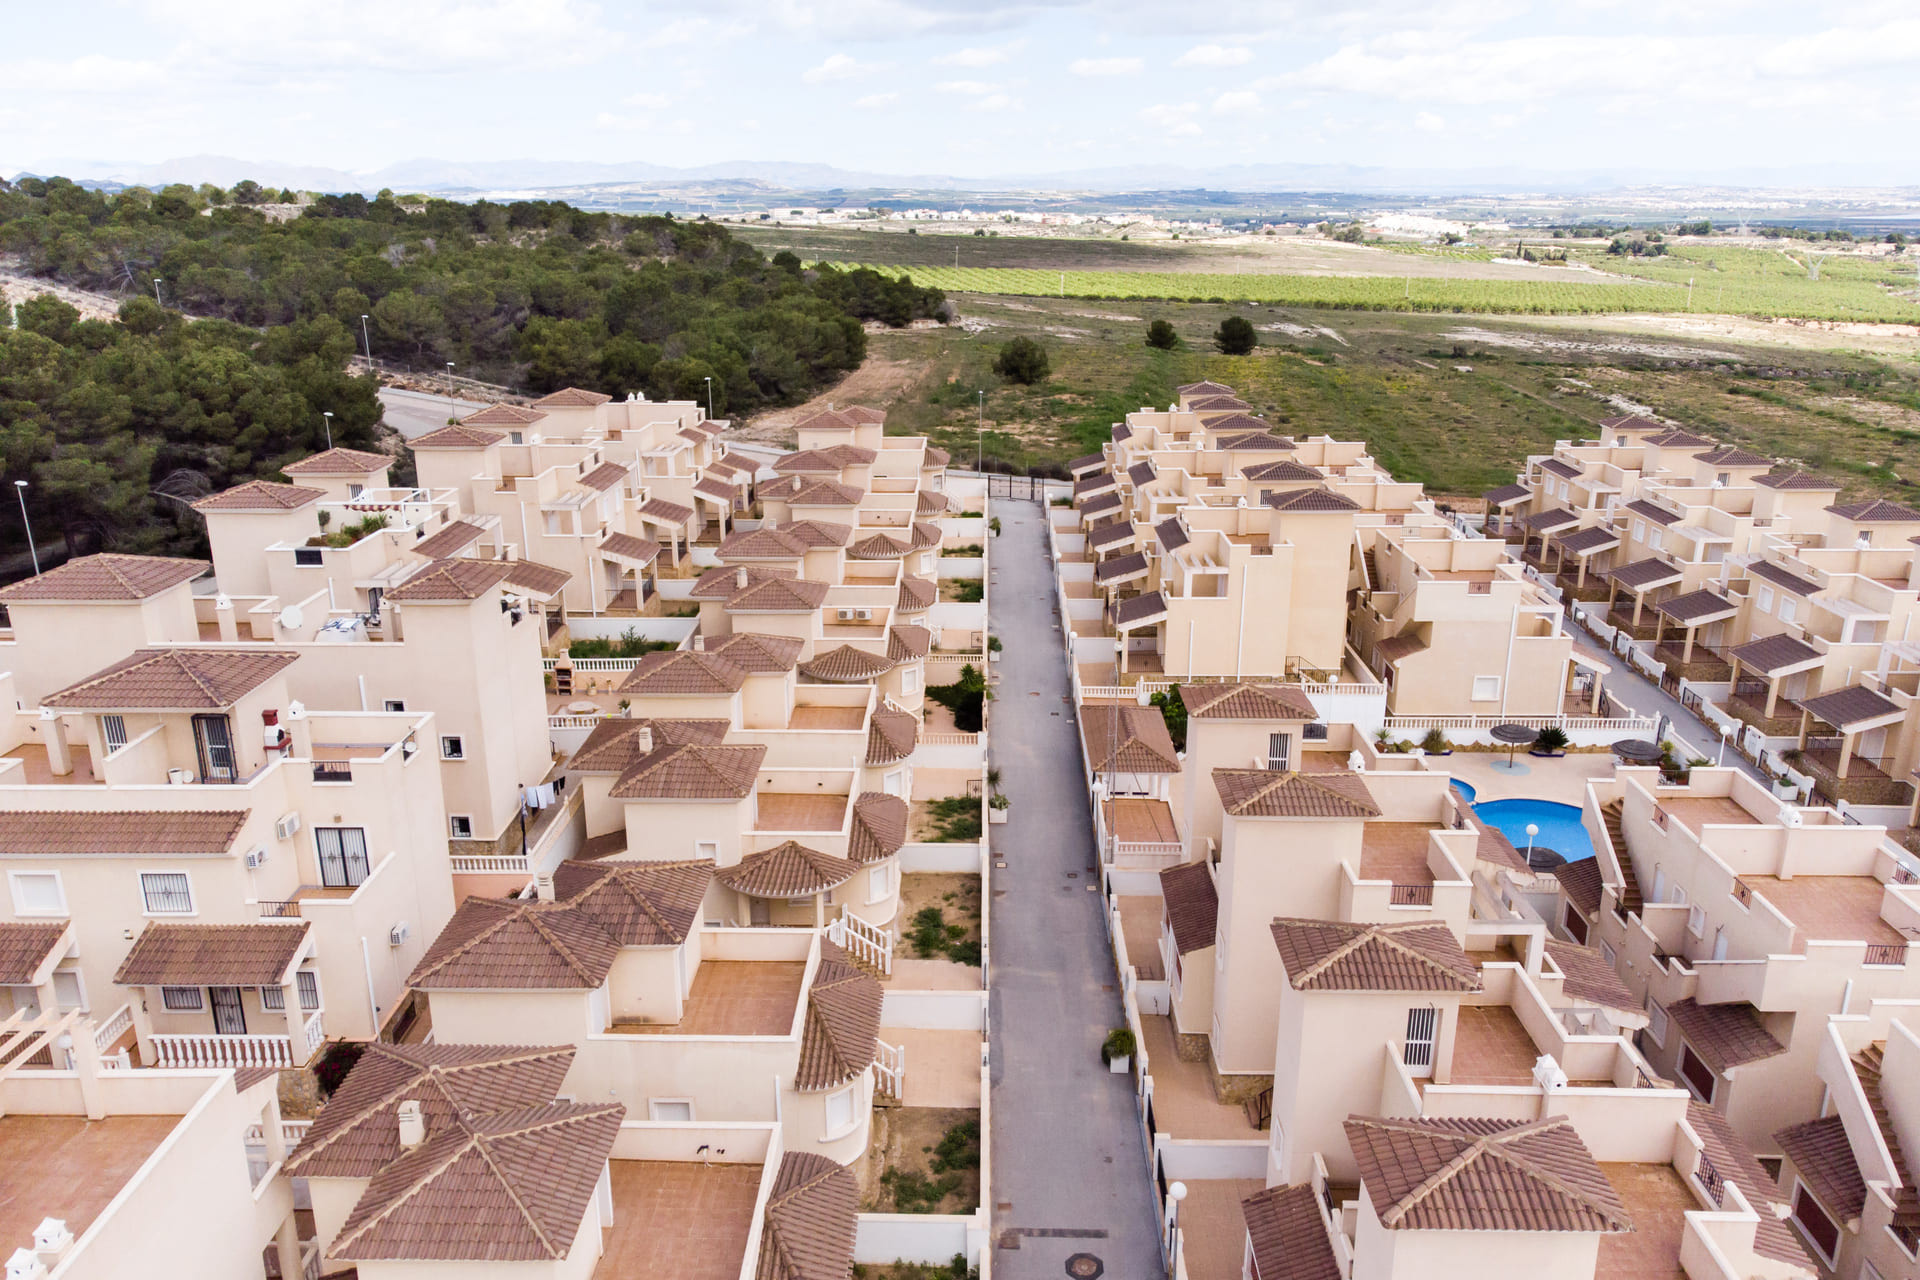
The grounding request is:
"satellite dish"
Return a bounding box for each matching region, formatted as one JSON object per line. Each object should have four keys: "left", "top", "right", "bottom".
{"left": 278, "top": 605, "right": 305, "bottom": 631}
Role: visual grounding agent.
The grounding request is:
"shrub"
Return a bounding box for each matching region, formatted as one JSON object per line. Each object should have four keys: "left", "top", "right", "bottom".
{"left": 567, "top": 627, "right": 676, "bottom": 659}
{"left": 1149, "top": 687, "right": 1188, "bottom": 751}
{"left": 950, "top": 579, "right": 984, "bottom": 603}
{"left": 923, "top": 796, "right": 982, "bottom": 841}
{"left": 992, "top": 336, "right": 1050, "bottom": 385}
{"left": 1534, "top": 726, "right": 1570, "bottom": 753}
{"left": 1214, "top": 315, "right": 1257, "bottom": 355}
{"left": 927, "top": 664, "right": 988, "bottom": 731}
{"left": 1101, "top": 1027, "right": 1137, "bottom": 1063}
{"left": 1421, "top": 727, "right": 1450, "bottom": 754}
{"left": 1145, "top": 319, "right": 1179, "bottom": 350}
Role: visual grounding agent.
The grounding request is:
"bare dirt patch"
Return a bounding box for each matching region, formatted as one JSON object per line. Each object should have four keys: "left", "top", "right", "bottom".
{"left": 733, "top": 352, "right": 927, "bottom": 446}
{"left": 899, "top": 873, "right": 981, "bottom": 958}
{"left": 1442, "top": 325, "right": 1744, "bottom": 362}
{"left": 0, "top": 269, "right": 124, "bottom": 322}
{"left": 858, "top": 1105, "right": 980, "bottom": 1214}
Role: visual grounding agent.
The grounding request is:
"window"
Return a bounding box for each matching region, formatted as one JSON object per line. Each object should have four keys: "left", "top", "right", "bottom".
{"left": 1669, "top": 883, "right": 1688, "bottom": 908}
{"left": 101, "top": 715, "right": 128, "bottom": 753}
{"left": 649, "top": 1099, "right": 694, "bottom": 1122}
{"left": 1266, "top": 732, "right": 1292, "bottom": 772}
{"left": 161, "top": 986, "right": 204, "bottom": 1011}
{"left": 1632, "top": 520, "right": 1645, "bottom": 542}
{"left": 823, "top": 1084, "right": 855, "bottom": 1137}
{"left": 1601, "top": 939, "right": 1617, "bottom": 967}
{"left": 1791, "top": 1183, "right": 1841, "bottom": 1265}
{"left": 1687, "top": 904, "right": 1706, "bottom": 937}
{"left": 1650, "top": 531, "right": 1665, "bottom": 552}
{"left": 51, "top": 970, "right": 85, "bottom": 1012}
{"left": 1678, "top": 1044, "right": 1717, "bottom": 1102}
{"left": 901, "top": 668, "right": 920, "bottom": 694}
{"left": 1402, "top": 1006, "right": 1439, "bottom": 1077}
{"left": 440, "top": 735, "right": 465, "bottom": 760}
{"left": 1303, "top": 723, "right": 1329, "bottom": 741}
{"left": 1754, "top": 585, "right": 1775, "bottom": 613}
{"left": 1646, "top": 1000, "right": 1668, "bottom": 1047}
{"left": 1471, "top": 675, "right": 1500, "bottom": 703}
{"left": 140, "top": 872, "right": 194, "bottom": 915}
{"left": 8, "top": 871, "right": 65, "bottom": 916}
{"left": 696, "top": 841, "right": 719, "bottom": 862}
{"left": 1652, "top": 866, "right": 1668, "bottom": 903}
{"left": 1779, "top": 598, "right": 1798, "bottom": 625}
{"left": 316, "top": 827, "right": 371, "bottom": 888}
{"left": 1563, "top": 902, "right": 1589, "bottom": 944}
{"left": 192, "top": 714, "right": 237, "bottom": 782}
{"left": 261, "top": 972, "right": 322, "bottom": 1011}
{"left": 294, "top": 547, "right": 324, "bottom": 567}
{"left": 384, "top": 699, "right": 407, "bottom": 713}
{"left": 509, "top": 431, "right": 524, "bottom": 445}
{"left": 1716, "top": 472, "right": 1731, "bottom": 487}
{"left": 868, "top": 864, "right": 892, "bottom": 905}
{"left": 449, "top": 815, "right": 474, "bottom": 839}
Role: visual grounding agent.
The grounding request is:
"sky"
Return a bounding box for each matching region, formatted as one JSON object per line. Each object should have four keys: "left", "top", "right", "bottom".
{"left": 6, "top": 0, "right": 1920, "bottom": 183}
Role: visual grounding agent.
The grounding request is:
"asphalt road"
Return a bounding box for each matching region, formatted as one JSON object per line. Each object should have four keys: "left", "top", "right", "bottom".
{"left": 988, "top": 497, "right": 1164, "bottom": 1278}
{"left": 376, "top": 387, "right": 490, "bottom": 439}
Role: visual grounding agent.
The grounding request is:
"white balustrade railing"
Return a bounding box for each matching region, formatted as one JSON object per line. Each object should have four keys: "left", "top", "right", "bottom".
{"left": 450, "top": 853, "right": 532, "bottom": 874}
{"left": 1111, "top": 841, "right": 1187, "bottom": 870}
{"left": 874, "top": 1037, "right": 906, "bottom": 1100}
{"left": 1382, "top": 713, "right": 1649, "bottom": 733}
{"left": 93, "top": 1003, "right": 133, "bottom": 1053}
{"left": 150, "top": 1032, "right": 293, "bottom": 1069}
{"left": 920, "top": 731, "right": 981, "bottom": 746}
{"left": 303, "top": 1009, "right": 326, "bottom": 1055}
{"left": 244, "top": 1120, "right": 315, "bottom": 1146}
{"left": 548, "top": 714, "right": 608, "bottom": 730}
{"left": 828, "top": 908, "right": 893, "bottom": 976}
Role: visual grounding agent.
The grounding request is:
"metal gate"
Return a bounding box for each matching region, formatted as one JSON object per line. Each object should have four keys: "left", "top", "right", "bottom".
{"left": 986, "top": 472, "right": 1043, "bottom": 502}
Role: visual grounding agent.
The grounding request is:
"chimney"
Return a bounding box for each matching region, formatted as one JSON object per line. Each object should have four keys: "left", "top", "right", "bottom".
{"left": 534, "top": 872, "right": 556, "bottom": 902}
{"left": 397, "top": 1099, "right": 426, "bottom": 1150}
{"left": 7, "top": 1249, "right": 46, "bottom": 1280}
{"left": 735, "top": 567, "right": 748, "bottom": 590}
{"left": 632, "top": 727, "right": 654, "bottom": 755}
{"left": 791, "top": 477, "right": 801, "bottom": 493}
{"left": 30, "top": 1222, "right": 70, "bottom": 1271}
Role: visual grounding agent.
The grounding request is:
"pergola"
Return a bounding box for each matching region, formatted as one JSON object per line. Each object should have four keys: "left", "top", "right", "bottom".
{"left": 1651, "top": 589, "right": 1739, "bottom": 668}
{"left": 1518, "top": 507, "right": 1579, "bottom": 562}
{"left": 1604, "top": 559, "right": 1684, "bottom": 633}
{"left": 1794, "top": 685, "right": 1905, "bottom": 790}
{"left": 1112, "top": 591, "right": 1169, "bottom": 676}
{"left": 1725, "top": 634, "right": 1824, "bottom": 731}
{"left": 1481, "top": 484, "right": 1531, "bottom": 539}
{"left": 1548, "top": 525, "right": 1622, "bottom": 591}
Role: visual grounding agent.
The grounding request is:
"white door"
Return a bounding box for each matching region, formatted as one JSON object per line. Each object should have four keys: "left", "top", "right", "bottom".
{"left": 1403, "top": 1007, "right": 1439, "bottom": 1078}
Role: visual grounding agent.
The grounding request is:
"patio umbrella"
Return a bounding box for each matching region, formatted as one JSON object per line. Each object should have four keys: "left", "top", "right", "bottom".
{"left": 1490, "top": 723, "right": 1540, "bottom": 772}
{"left": 1611, "top": 738, "right": 1663, "bottom": 765}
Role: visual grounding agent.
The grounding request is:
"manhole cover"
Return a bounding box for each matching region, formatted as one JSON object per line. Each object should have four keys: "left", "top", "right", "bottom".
{"left": 1066, "top": 1254, "right": 1104, "bottom": 1279}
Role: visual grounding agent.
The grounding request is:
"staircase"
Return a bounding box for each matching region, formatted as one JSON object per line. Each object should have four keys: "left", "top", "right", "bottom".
{"left": 1600, "top": 801, "right": 1644, "bottom": 915}
{"left": 1362, "top": 548, "right": 1379, "bottom": 593}
{"left": 1853, "top": 1043, "right": 1920, "bottom": 1245}
{"left": 1243, "top": 1085, "right": 1273, "bottom": 1130}
{"left": 827, "top": 909, "right": 893, "bottom": 977}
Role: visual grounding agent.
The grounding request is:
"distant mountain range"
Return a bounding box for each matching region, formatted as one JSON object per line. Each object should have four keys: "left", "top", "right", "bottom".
{"left": 10, "top": 154, "right": 1920, "bottom": 205}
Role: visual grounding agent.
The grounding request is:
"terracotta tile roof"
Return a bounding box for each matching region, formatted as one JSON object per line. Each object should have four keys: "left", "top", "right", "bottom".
{"left": 704, "top": 632, "right": 805, "bottom": 672}
{"left": 1606, "top": 558, "right": 1682, "bottom": 591}
{"left": 532, "top": 386, "right": 612, "bottom": 408}
{"left": 566, "top": 717, "right": 731, "bottom": 773}
{"left": 1177, "top": 380, "right": 1236, "bottom": 396}
{"left": 695, "top": 475, "right": 740, "bottom": 504}
{"left": 847, "top": 531, "right": 912, "bottom": 560}
{"left": 1110, "top": 424, "right": 1131, "bottom": 443}
{"left": 551, "top": 859, "right": 713, "bottom": 945}
{"left": 729, "top": 576, "right": 831, "bottom": 613}
{"left": 598, "top": 532, "right": 661, "bottom": 565}
{"left": 1085, "top": 522, "right": 1138, "bottom": 553}
{"left": 1522, "top": 506, "right": 1580, "bottom": 532}
{"left": 282, "top": 446, "right": 393, "bottom": 476}
{"left": 784, "top": 520, "right": 854, "bottom": 548}
{"left": 1745, "top": 558, "right": 1821, "bottom": 597}
{"left": 1694, "top": 445, "right": 1773, "bottom": 468}
{"left": 757, "top": 1151, "right": 859, "bottom": 1280}
{"left": 841, "top": 407, "right": 886, "bottom": 425}
{"left": 792, "top": 408, "right": 856, "bottom": 432}
{"left": 799, "top": 645, "right": 896, "bottom": 682}
{"left": 910, "top": 521, "right": 943, "bottom": 551}
{"left": 1267, "top": 486, "right": 1361, "bottom": 514}
{"left": 916, "top": 490, "right": 951, "bottom": 516}
{"left": 287, "top": 1045, "right": 576, "bottom": 1178}
{"left": 692, "top": 563, "right": 797, "bottom": 598}
{"left": 1482, "top": 483, "right": 1532, "bottom": 506}
{"left": 1219, "top": 431, "right": 1296, "bottom": 452}
{"left": 1081, "top": 704, "right": 1181, "bottom": 773}
{"left": 0, "top": 809, "right": 248, "bottom": 856}
{"left": 1216, "top": 770, "right": 1379, "bottom": 819}
{"left": 388, "top": 558, "right": 515, "bottom": 601}
{"left": 0, "top": 922, "right": 67, "bottom": 984}
{"left": 1074, "top": 474, "right": 1118, "bottom": 500}
{"left": 1688, "top": 1100, "right": 1811, "bottom": 1266}
{"left": 1241, "top": 1184, "right": 1340, "bottom": 1280}
{"left": 1776, "top": 1116, "right": 1865, "bottom": 1219}
{"left": 1374, "top": 634, "right": 1427, "bottom": 666}
{"left": 1154, "top": 518, "right": 1189, "bottom": 552}
{"left": 637, "top": 497, "right": 695, "bottom": 526}
{"left": 194, "top": 479, "right": 327, "bottom": 512}
{"left": 1798, "top": 684, "right": 1902, "bottom": 731}
{"left": 1665, "top": 998, "right": 1786, "bottom": 1071}
{"left": 0, "top": 553, "right": 207, "bottom": 602}
{"left": 579, "top": 461, "right": 628, "bottom": 492}
{"left": 1544, "top": 941, "right": 1636, "bottom": 1013}
{"left": 1159, "top": 863, "right": 1216, "bottom": 955}
{"left": 410, "top": 517, "right": 489, "bottom": 559}
{"left": 1094, "top": 551, "right": 1150, "bottom": 585}
{"left": 1643, "top": 429, "right": 1715, "bottom": 449}
{"left": 867, "top": 709, "right": 919, "bottom": 765}
{"left": 115, "top": 921, "right": 309, "bottom": 987}
{"left": 1625, "top": 499, "right": 1681, "bottom": 527}
{"left": 1189, "top": 395, "right": 1252, "bottom": 412}
{"left": 782, "top": 479, "right": 864, "bottom": 507}
{"left": 1200, "top": 412, "right": 1272, "bottom": 435}
{"left": 1728, "top": 633, "right": 1821, "bottom": 675}
{"left": 1599, "top": 414, "right": 1664, "bottom": 433}
{"left": 1539, "top": 457, "right": 1583, "bottom": 480}
{"left": 721, "top": 527, "right": 809, "bottom": 559}
{"left": 704, "top": 457, "right": 748, "bottom": 478}
{"left": 1180, "top": 683, "right": 1320, "bottom": 721}
{"left": 408, "top": 897, "right": 620, "bottom": 990}
{"left": 331, "top": 1101, "right": 624, "bottom": 1262}
{"left": 774, "top": 445, "right": 876, "bottom": 474}
{"left": 1554, "top": 857, "right": 1604, "bottom": 918}
{"left": 922, "top": 446, "right": 950, "bottom": 467}
{"left": 1245, "top": 459, "right": 1325, "bottom": 484}
{"left": 1829, "top": 498, "right": 1920, "bottom": 523}
{"left": 1344, "top": 1115, "right": 1631, "bottom": 1233}
{"left": 897, "top": 577, "right": 936, "bottom": 612}
{"left": 1114, "top": 591, "right": 1168, "bottom": 627}
{"left": 620, "top": 650, "right": 750, "bottom": 695}
{"left": 1754, "top": 467, "right": 1839, "bottom": 491}
{"left": 1654, "top": 588, "right": 1737, "bottom": 626}
{"left": 502, "top": 560, "right": 572, "bottom": 598}
{"left": 46, "top": 647, "right": 298, "bottom": 710}
{"left": 410, "top": 423, "right": 506, "bottom": 449}
{"left": 719, "top": 842, "right": 857, "bottom": 897}
{"left": 1270, "top": 918, "right": 1481, "bottom": 993}
{"left": 849, "top": 792, "right": 908, "bottom": 864}
{"left": 797, "top": 943, "right": 882, "bottom": 1090}
{"left": 610, "top": 742, "right": 766, "bottom": 800}
{"left": 1472, "top": 821, "right": 1527, "bottom": 873}
{"left": 458, "top": 403, "right": 544, "bottom": 426}
{"left": 1554, "top": 525, "right": 1619, "bottom": 556}
{"left": 888, "top": 624, "right": 932, "bottom": 663}
{"left": 1068, "top": 453, "right": 1107, "bottom": 475}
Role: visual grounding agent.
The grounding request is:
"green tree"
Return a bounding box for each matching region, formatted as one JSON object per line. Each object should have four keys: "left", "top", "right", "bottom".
{"left": 1213, "top": 316, "right": 1257, "bottom": 355}
{"left": 1145, "top": 319, "right": 1179, "bottom": 350}
{"left": 992, "top": 336, "right": 1050, "bottom": 385}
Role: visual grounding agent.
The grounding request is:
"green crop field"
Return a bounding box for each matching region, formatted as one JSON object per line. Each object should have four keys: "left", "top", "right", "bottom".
{"left": 823, "top": 258, "right": 1920, "bottom": 324}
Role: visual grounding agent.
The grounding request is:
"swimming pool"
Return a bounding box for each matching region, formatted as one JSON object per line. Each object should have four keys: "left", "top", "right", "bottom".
{"left": 1449, "top": 778, "right": 1477, "bottom": 803}
{"left": 1470, "top": 798, "right": 1595, "bottom": 864}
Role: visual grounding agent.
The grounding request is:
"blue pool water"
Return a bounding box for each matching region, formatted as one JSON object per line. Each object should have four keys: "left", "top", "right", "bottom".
{"left": 1470, "top": 797, "right": 1595, "bottom": 863}
{"left": 1449, "top": 778, "right": 1477, "bottom": 803}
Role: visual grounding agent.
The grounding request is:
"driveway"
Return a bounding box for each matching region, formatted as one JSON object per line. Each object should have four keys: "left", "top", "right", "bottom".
{"left": 377, "top": 387, "right": 490, "bottom": 439}
{"left": 988, "top": 498, "right": 1164, "bottom": 1278}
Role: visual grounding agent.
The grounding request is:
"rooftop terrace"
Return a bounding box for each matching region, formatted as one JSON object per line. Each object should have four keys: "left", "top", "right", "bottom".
{"left": 0, "top": 1114, "right": 176, "bottom": 1250}
{"left": 613, "top": 961, "right": 805, "bottom": 1036}
{"left": 1596, "top": 1163, "right": 1691, "bottom": 1280}
{"left": 593, "top": 1160, "right": 761, "bottom": 1280}
{"left": 754, "top": 792, "right": 848, "bottom": 833}
{"left": 1740, "top": 873, "right": 1908, "bottom": 949}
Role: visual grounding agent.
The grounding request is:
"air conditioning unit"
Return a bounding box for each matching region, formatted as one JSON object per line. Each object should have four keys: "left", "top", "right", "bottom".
{"left": 388, "top": 921, "right": 411, "bottom": 947}
{"left": 275, "top": 812, "right": 302, "bottom": 841}
{"left": 837, "top": 608, "right": 855, "bottom": 621}
{"left": 854, "top": 608, "right": 872, "bottom": 621}
{"left": 244, "top": 848, "right": 268, "bottom": 870}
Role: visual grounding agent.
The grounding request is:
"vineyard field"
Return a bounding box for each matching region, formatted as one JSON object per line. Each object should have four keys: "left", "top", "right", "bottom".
{"left": 826, "top": 259, "right": 1920, "bottom": 323}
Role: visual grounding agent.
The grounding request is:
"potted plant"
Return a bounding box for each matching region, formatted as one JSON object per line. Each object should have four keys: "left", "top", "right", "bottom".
{"left": 1531, "top": 726, "right": 1570, "bottom": 758}
{"left": 988, "top": 793, "right": 1010, "bottom": 824}
{"left": 1101, "top": 1027, "right": 1136, "bottom": 1074}
{"left": 1420, "top": 727, "right": 1452, "bottom": 757}
{"left": 1771, "top": 772, "right": 1799, "bottom": 800}
{"left": 988, "top": 635, "right": 1003, "bottom": 662}
{"left": 1373, "top": 726, "right": 1393, "bottom": 750}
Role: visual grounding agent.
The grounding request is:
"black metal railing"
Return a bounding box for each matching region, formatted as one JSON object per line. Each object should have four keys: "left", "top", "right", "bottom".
{"left": 1390, "top": 883, "right": 1436, "bottom": 906}
{"left": 312, "top": 761, "right": 354, "bottom": 783}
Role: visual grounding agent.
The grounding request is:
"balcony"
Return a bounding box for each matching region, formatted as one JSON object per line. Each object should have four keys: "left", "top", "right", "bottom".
{"left": 1721, "top": 683, "right": 1802, "bottom": 737}
{"left": 1799, "top": 741, "right": 1915, "bottom": 808}
{"left": 149, "top": 1009, "right": 324, "bottom": 1070}
{"left": 1654, "top": 642, "right": 1731, "bottom": 684}
{"left": 1606, "top": 606, "right": 1661, "bottom": 641}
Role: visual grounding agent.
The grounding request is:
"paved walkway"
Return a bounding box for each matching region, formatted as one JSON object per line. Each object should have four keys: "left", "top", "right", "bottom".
{"left": 988, "top": 499, "right": 1164, "bottom": 1278}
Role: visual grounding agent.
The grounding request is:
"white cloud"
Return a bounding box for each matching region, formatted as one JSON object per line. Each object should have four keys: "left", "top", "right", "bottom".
{"left": 802, "top": 52, "right": 878, "bottom": 83}
{"left": 972, "top": 93, "right": 1017, "bottom": 112}
{"left": 622, "top": 92, "right": 670, "bottom": 109}
{"left": 1414, "top": 110, "right": 1445, "bottom": 132}
{"left": 855, "top": 92, "right": 900, "bottom": 108}
{"left": 1137, "top": 102, "right": 1202, "bottom": 135}
{"left": 1212, "top": 89, "right": 1261, "bottom": 113}
{"left": 937, "top": 79, "right": 1001, "bottom": 95}
{"left": 1070, "top": 56, "right": 1144, "bottom": 77}
{"left": 934, "top": 40, "right": 1022, "bottom": 67}
{"left": 1177, "top": 43, "right": 1253, "bottom": 67}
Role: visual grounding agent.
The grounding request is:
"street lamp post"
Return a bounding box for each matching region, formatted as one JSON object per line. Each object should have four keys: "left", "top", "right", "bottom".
{"left": 13, "top": 481, "right": 39, "bottom": 576}
{"left": 1525, "top": 823, "right": 1540, "bottom": 865}
{"left": 703, "top": 376, "right": 714, "bottom": 423}
{"left": 359, "top": 314, "right": 374, "bottom": 372}
{"left": 976, "top": 390, "right": 985, "bottom": 473}
{"left": 445, "top": 363, "right": 456, "bottom": 420}
{"left": 322, "top": 412, "right": 334, "bottom": 450}
{"left": 151, "top": 277, "right": 163, "bottom": 307}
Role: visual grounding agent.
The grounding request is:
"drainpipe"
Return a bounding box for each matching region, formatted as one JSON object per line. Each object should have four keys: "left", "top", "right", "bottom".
{"left": 1235, "top": 562, "right": 1247, "bottom": 678}
{"left": 1500, "top": 604, "right": 1518, "bottom": 716}
{"left": 362, "top": 935, "right": 381, "bottom": 1034}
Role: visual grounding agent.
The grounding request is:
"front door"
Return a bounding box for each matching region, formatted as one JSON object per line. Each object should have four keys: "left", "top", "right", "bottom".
{"left": 209, "top": 986, "right": 247, "bottom": 1036}
{"left": 749, "top": 899, "right": 770, "bottom": 926}
{"left": 192, "top": 714, "right": 237, "bottom": 782}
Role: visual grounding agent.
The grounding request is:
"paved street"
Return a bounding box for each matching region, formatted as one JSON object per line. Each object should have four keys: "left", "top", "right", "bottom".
{"left": 988, "top": 497, "right": 1164, "bottom": 1278}
{"left": 376, "top": 387, "right": 489, "bottom": 439}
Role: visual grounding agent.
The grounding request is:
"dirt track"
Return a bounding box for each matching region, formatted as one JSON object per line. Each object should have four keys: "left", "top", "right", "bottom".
{"left": 732, "top": 353, "right": 926, "bottom": 445}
